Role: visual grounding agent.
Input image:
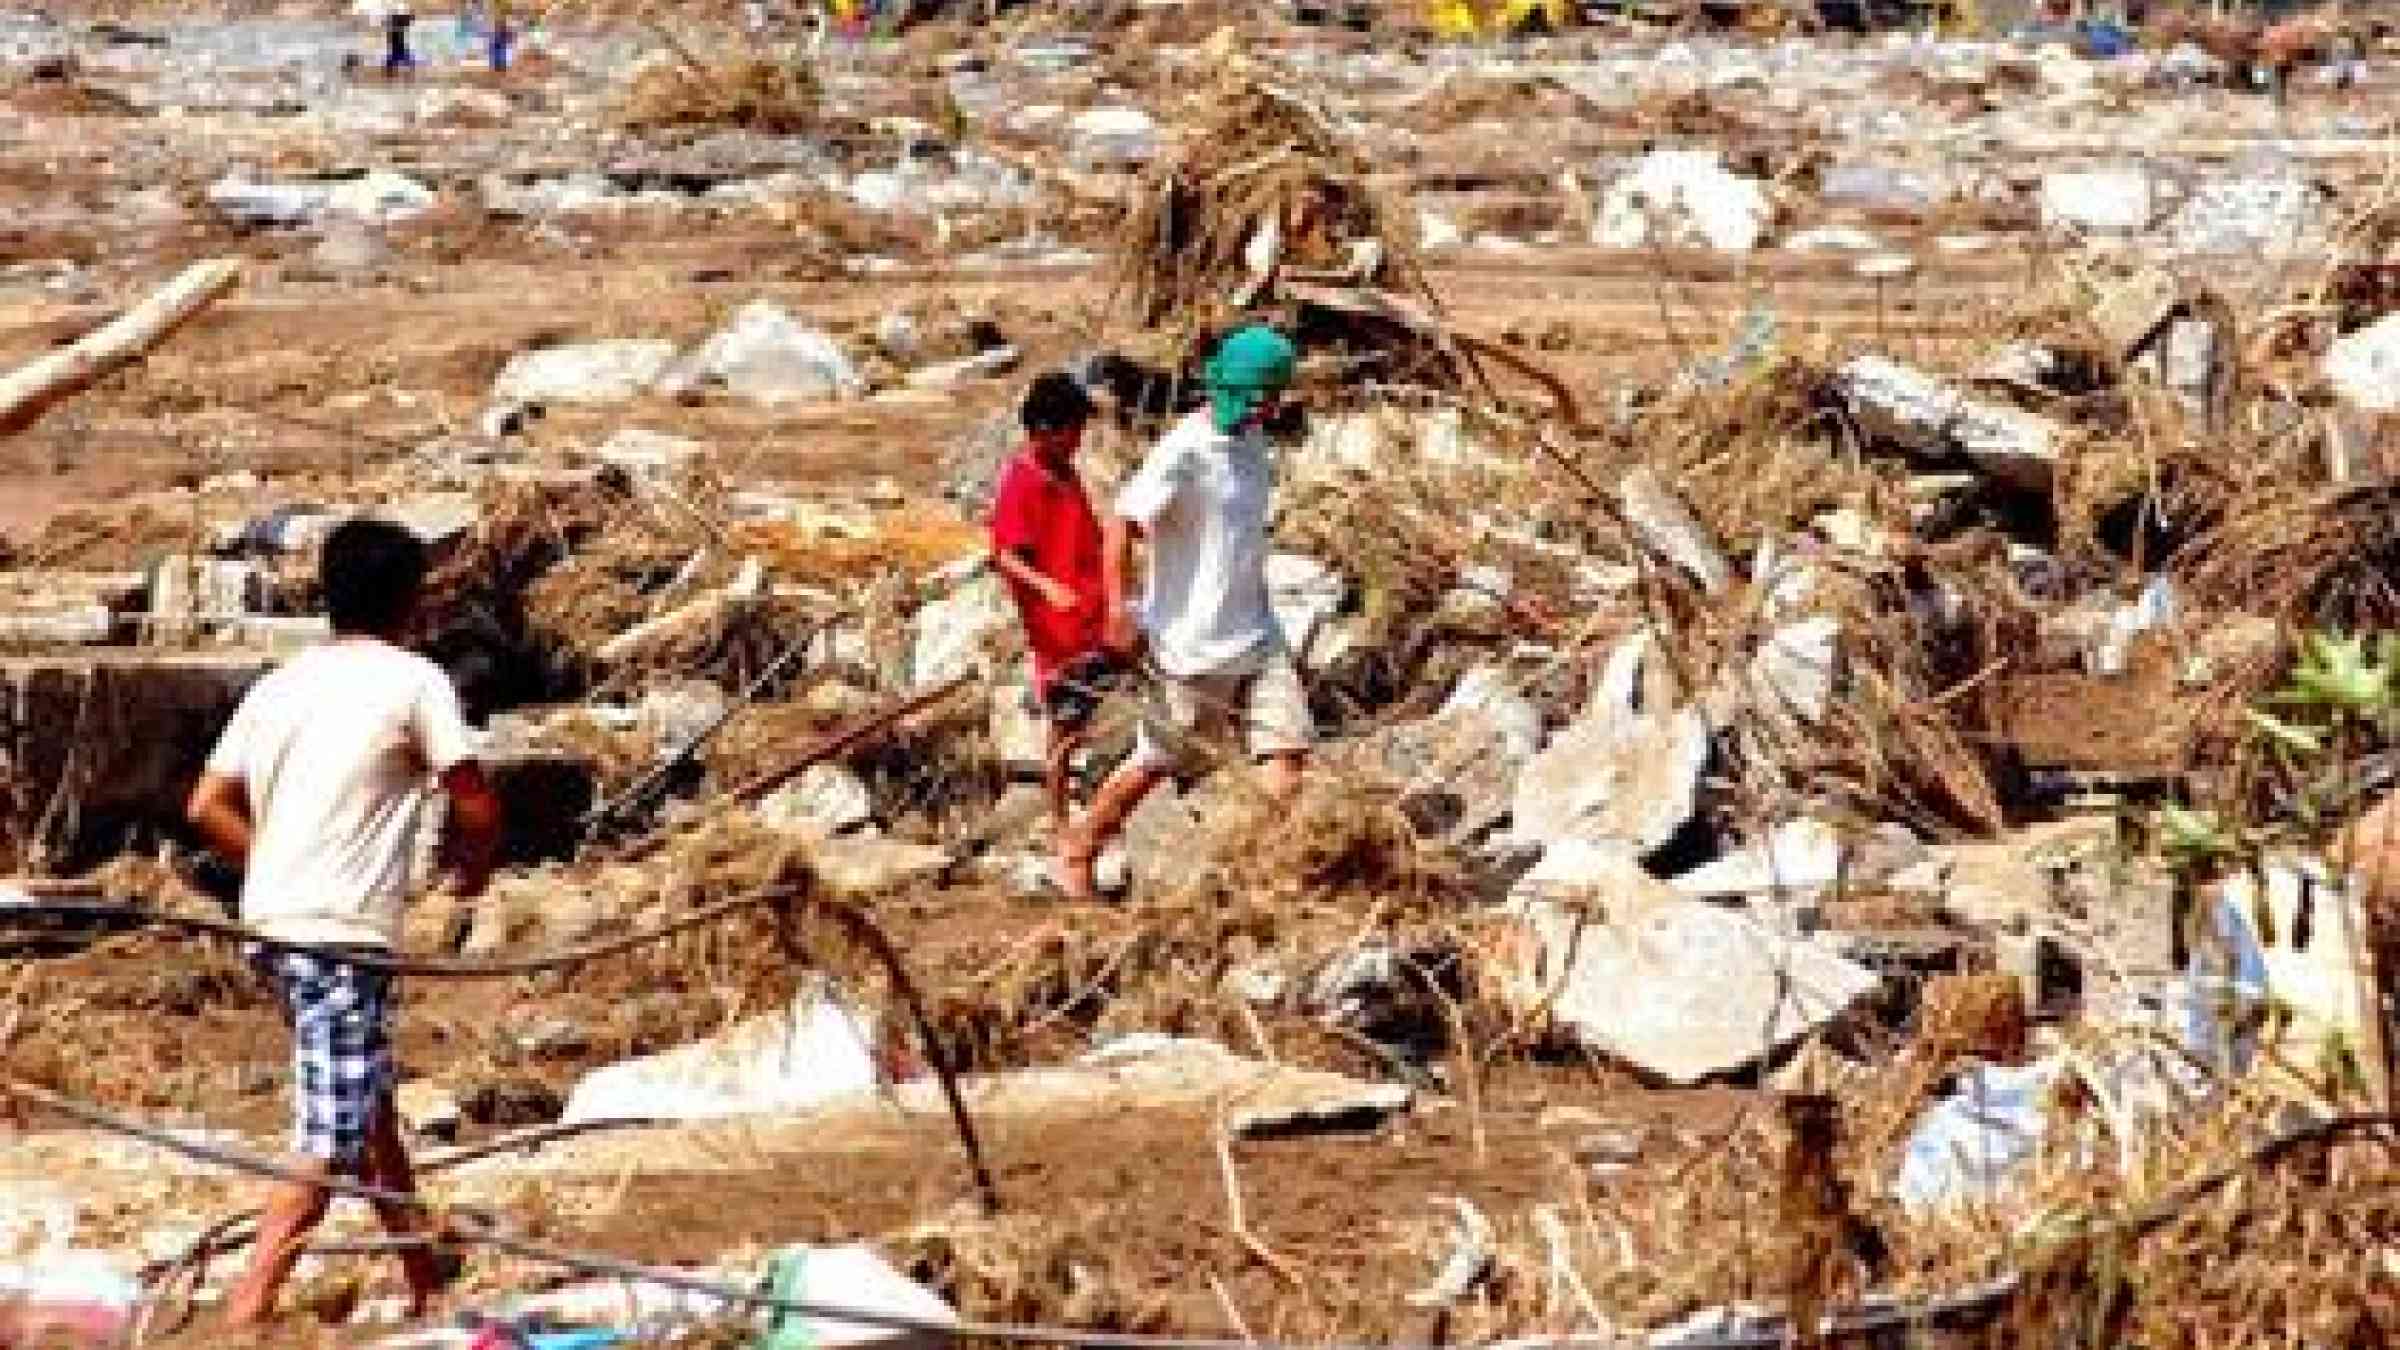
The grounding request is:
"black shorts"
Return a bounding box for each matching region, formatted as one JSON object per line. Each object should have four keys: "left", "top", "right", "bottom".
{"left": 1039, "top": 653, "right": 1118, "bottom": 731}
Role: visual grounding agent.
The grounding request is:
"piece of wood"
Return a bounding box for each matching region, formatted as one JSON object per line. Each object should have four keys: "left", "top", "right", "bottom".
{"left": 0, "top": 259, "right": 240, "bottom": 438}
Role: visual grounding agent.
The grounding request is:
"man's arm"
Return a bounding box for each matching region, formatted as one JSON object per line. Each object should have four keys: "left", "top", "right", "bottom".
{"left": 1108, "top": 432, "right": 1189, "bottom": 658}
{"left": 439, "top": 761, "right": 502, "bottom": 899}
{"left": 185, "top": 772, "right": 255, "bottom": 868}
{"left": 1100, "top": 516, "right": 1144, "bottom": 657}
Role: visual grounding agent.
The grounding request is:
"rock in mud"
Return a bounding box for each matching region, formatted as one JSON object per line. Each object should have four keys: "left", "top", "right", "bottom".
{"left": 910, "top": 570, "right": 1013, "bottom": 687}
{"left": 492, "top": 340, "right": 679, "bottom": 405}
{"left": 207, "top": 168, "right": 434, "bottom": 228}
{"left": 562, "top": 992, "right": 881, "bottom": 1125}
{"left": 658, "top": 300, "right": 863, "bottom": 406}
{"left": 2167, "top": 176, "right": 2328, "bottom": 260}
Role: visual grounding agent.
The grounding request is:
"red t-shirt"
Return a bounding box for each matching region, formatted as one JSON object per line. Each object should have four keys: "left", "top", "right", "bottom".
{"left": 990, "top": 449, "right": 1106, "bottom": 694}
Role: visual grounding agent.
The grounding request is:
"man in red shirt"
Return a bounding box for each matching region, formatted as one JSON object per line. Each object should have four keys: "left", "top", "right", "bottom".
{"left": 990, "top": 372, "right": 1110, "bottom": 833}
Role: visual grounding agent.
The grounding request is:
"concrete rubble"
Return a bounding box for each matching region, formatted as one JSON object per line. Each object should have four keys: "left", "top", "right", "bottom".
{"left": 562, "top": 991, "right": 882, "bottom": 1125}
{"left": 1833, "top": 354, "right": 2064, "bottom": 491}
{"left": 1498, "top": 842, "right": 1880, "bottom": 1084}
{"left": 1513, "top": 698, "right": 1709, "bottom": 857}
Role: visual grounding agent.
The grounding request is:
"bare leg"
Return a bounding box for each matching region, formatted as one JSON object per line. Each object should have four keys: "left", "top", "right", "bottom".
{"left": 1042, "top": 720, "right": 1083, "bottom": 838}
{"left": 1055, "top": 759, "right": 1170, "bottom": 900}
{"left": 223, "top": 1164, "right": 332, "bottom": 1327}
{"left": 360, "top": 1099, "right": 451, "bottom": 1316}
{"left": 1256, "top": 750, "right": 1306, "bottom": 806}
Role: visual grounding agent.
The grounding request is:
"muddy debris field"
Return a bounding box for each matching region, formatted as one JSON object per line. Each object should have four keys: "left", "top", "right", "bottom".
{"left": 5, "top": 0, "right": 2400, "bottom": 1345}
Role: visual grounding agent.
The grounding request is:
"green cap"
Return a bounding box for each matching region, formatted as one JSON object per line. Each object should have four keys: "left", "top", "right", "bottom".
{"left": 1202, "top": 325, "right": 1297, "bottom": 433}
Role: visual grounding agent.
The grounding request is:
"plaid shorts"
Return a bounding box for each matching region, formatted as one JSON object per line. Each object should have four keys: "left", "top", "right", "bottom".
{"left": 250, "top": 947, "right": 397, "bottom": 1170}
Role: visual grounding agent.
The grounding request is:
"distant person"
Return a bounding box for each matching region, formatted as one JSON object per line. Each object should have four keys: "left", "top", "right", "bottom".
{"left": 455, "top": 0, "right": 512, "bottom": 71}
{"left": 186, "top": 517, "right": 501, "bottom": 1328}
{"left": 485, "top": 0, "right": 516, "bottom": 73}
{"left": 358, "top": 0, "right": 418, "bottom": 76}
{"left": 386, "top": 10, "right": 416, "bottom": 75}
{"left": 1054, "top": 325, "right": 1311, "bottom": 901}
{"left": 989, "top": 372, "right": 1111, "bottom": 835}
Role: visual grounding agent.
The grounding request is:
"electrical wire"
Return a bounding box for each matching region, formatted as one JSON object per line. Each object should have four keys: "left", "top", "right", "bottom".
{"left": 4, "top": 886, "right": 1002, "bottom": 1215}
{"left": 4, "top": 1076, "right": 2039, "bottom": 1350}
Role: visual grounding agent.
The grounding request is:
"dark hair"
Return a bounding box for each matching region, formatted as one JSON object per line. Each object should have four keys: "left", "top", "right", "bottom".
{"left": 1020, "top": 371, "right": 1095, "bottom": 434}
{"left": 322, "top": 517, "right": 429, "bottom": 636}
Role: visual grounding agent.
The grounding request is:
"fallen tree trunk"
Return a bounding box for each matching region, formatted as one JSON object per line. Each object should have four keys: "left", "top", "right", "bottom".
{"left": 0, "top": 258, "right": 241, "bottom": 438}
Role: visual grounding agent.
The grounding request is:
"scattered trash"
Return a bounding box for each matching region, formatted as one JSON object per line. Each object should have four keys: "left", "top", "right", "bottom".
{"left": 758, "top": 1244, "right": 958, "bottom": 1350}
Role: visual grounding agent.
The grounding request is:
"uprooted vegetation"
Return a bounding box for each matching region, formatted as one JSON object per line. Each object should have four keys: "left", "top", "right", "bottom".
{"left": 618, "top": 42, "right": 823, "bottom": 134}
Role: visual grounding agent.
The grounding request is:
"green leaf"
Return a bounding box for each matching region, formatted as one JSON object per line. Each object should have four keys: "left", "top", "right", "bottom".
{"left": 2286, "top": 631, "right": 2395, "bottom": 718}
{"left": 2244, "top": 708, "right": 2327, "bottom": 755}
{"left": 2158, "top": 803, "right": 2237, "bottom": 865}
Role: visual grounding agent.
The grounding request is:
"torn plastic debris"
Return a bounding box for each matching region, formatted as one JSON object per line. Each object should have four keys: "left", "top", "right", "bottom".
{"left": 1892, "top": 1058, "right": 2066, "bottom": 1212}
{"left": 2187, "top": 853, "right": 2384, "bottom": 1093}
{"left": 1892, "top": 1040, "right": 2213, "bottom": 1212}
{"left": 759, "top": 1243, "right": 959, "bottom": 1350}
{"left": 0, "top": 1251, "right": 142, "bottom": 1347}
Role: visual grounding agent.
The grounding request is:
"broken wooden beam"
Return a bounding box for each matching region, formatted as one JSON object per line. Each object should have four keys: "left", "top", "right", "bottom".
{"left": 0, "top": 258, "right": 241, "bottom": 438}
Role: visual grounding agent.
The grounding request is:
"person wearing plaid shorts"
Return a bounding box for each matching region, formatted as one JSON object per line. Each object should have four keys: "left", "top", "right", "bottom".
{"left": 188, "top": 518, "right": 502, "bottom": 1329}
{"left": 253, "top": 948, "right": 399, "bottom": 1165}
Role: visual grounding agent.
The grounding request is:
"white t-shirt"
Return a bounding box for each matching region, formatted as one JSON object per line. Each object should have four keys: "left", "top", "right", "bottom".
{"left": 204, "top": 640, "right": 474, "bottom": 949}
{"left": 1115, "top": 409, "right": 1284, "bottom": 677}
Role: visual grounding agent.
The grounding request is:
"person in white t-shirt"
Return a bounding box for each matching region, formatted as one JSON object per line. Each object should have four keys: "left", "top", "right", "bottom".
{"left": 186, "top": 517, "right": 502, "bottom": 1328}
{"left": 1053, "top": 325, "right": 1311, "bottom": 901}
